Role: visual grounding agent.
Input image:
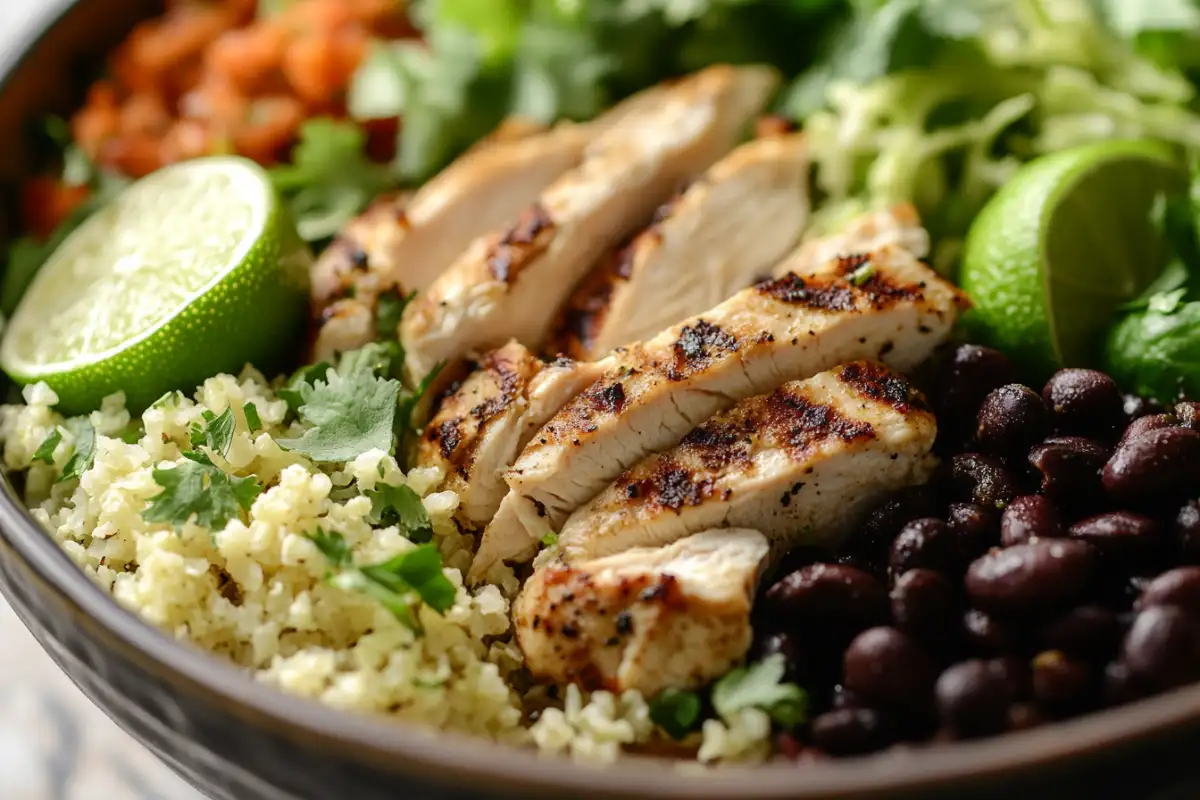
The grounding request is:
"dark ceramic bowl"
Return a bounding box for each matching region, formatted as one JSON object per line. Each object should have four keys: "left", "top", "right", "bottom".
{"left": 3, "top": 3, "right": 1200, "bottom": 798}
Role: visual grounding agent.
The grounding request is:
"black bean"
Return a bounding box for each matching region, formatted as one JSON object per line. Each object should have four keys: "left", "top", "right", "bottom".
{"left": 1031, "top": 650, "right": 1096, "bottom": 714}
{"left": 890, "top": 518, "right": 954, "bottom": 576}
{"left": 1103, "top": 661, "right": 1146, "bottom": 708}
{"left": 962, "top": 609, "right": 1024, "bottom": 656}
{"left": 764, "top": 564, "right": 889, "bottom": 633}
{"left": 771, "top": 546, "right": 828, "bottom": 581}
{"left": 1041, "top": 605, "right": 1124, "bottom": 660}
{"left": 1116, "top": 413, "right": 1177, "bottom": 448}
{"left": 975, "top": 384, "right": 1049, "bottom": 456}
{"left": 1173, "top": 500, "right": 1200, "bottom": 562}
{"left": 1121, "top": 606, "right": 1200, "bottom": 690}
{"left": 891, "top": 569, "right": 958, "bottom": 644}
{"left": 947, "top": 502, "right": 999, "bottom": 566}
{"left": 1176, "top": 401, "right": 1200, "bottom": 431}
{"left": 1068, "top": 511, "right": 1161, "bottom": 561}
{"left": 933, "top": 345, "right": 1018, "bottom": 428}
{"left": 1103, "top": 428, "right": 1200, "bottom": 506}
{"left": 987, "top": 656, "right": 1032, "bottom": 699}
{"left": 950, "top": 453, "right": 1021, "bottom": 510}
{"left": 1001, "top": 495, "right": 1063, "bottom": 547}
{"left": 934, "top": 659, "right": 1016, "bottom": 739}
{"left": 846, "top": 487, "right": 939, "bottom": 565}
{"left": 810, "top": 708, "right": 894, "bottom": 756}
{"left": 1027, "top": 437, "right": 1108, "bottom": 502}
{"left": 1136, "top": 567, "right": 1200, "bottom": 616}
{"left": 1042, "top": 369, "right": 1125, "bottom": 439}
{"left": 843, "top": 627, "right": 937, "bottom": 711}
{"left": 830, "top": 684, "right": 864, "bottom": 710}
{"left": 1007, "top": 702, "right": 1047, "bottom": 732}
{"left": 965, "top": 540, "right": 1096, "bottom": 616}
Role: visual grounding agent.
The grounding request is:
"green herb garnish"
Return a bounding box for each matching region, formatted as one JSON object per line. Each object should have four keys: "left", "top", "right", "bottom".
{"left": 365, "top": 483, "right": 433, "bottom": 542}
{"left": 32, "top": 429, "right": 62, "bottom": 465}
{"left": 649, "top": 688, "right": 702, "bottom": 740}
{"left": 712, "top": 654, "right": 808, "bottom": 729}
{"left": 142, "top": 452, "right": 261, "bottom": 532}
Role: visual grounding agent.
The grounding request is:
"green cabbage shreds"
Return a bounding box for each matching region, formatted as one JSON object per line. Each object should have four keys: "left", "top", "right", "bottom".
{"left": 712, "top": 654, "right": 808, "bottom": 728}
{"left": 790, "top": 0, "right": 1200, "bottom": 274}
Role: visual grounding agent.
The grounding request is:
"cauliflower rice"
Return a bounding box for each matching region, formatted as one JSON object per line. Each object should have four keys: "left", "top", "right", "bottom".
{"left": 0, "top": 370, "right": 769, "bottom": 764}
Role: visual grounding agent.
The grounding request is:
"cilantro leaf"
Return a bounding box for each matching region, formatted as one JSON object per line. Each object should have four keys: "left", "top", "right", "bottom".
{"left": 649, "top": 688, "right": 702, "bottom": 739}
{"left": 329, "top": 544, "right": 457, "bottom": 631}
{"left": 204, "top": 408, "right": 235, "bottom": 458}
{"left": 376, "top": 289, "right": 414, "bottom": 341}
{"left": 337, "top": 341, "right": 399, "bottom": 379}
{"left": 32, "top": 429, "right": 62, "bottom": 465}
{"left": 279, "top": 362, "right": 333, "bottom": 414}
{"left": 711, "top": 654, "right": 809, "bottom": 728}
{"left": 276, "top": 365, "right": 401, "bottom": 463}
{"left": 269, "top": 118, "right": 392, "bottom": 243}
{"left": 57, "top": 418, "right": 96, "bottom": 483}
{"left": 366, "top": 483, "right": 433, "bottom": 542}
{"left": 541, "top": 531, "right": 558, "bottom": 547}
{"left": 243, "top": 402, "right": 263, "bottom": 433}
{"left": 396, "top": 362, "right": 445, "bottom": 447}
{"left": 305, "top": 527, "right": 353, "bottom": 569}
{"left": 142, "top": 454, "right": 260, "bottom": 531}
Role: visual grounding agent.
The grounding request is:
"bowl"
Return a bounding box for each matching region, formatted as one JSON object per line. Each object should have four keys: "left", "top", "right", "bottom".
{"left": 3, "top": 2, "right": 1200, "bottom": 798}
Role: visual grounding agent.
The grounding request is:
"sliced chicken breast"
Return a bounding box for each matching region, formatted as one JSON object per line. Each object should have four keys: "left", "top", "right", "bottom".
{"left": 472, "top": 246, "right": 967, "bottom": 576}
{"left": 419, "top": 346, "right": 607, "bottom": 528}
{"left": 309, "top": 120, "right": 592, "bottom": 361}
{"left": 401, "top": 65, "right": 780, "bottom": 381}
{"left": 559, "top": 361, "right": 937, "bottom": 564}
{"left": 773, "top": 203, "right": 930, "bottom": 278}
{"left": 550, "top": 132, "right": 810, "bottom": 360}
{"left": 514, "top": 528, "right": 769, "bottom": 695}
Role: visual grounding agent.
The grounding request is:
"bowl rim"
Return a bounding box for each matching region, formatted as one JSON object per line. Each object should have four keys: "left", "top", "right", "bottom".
{"left": 2, "top": 2, "right": 1200, "bottom": 797}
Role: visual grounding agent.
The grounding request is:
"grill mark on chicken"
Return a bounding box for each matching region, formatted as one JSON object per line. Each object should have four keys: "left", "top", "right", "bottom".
{"left": 585, "top": 381, "right": 627, "bottom": 414}
{"left": 487, "top": 203, "right": 557, "bottom": 283}
{"left": 430, "top": 419, "right": 463, "bottom": 461}
{"left": 762, "top": 387, "right": 875, "bottom": 458}
{"left": 669, "top": 320, "right": 739, "bottom": 380}
{"left": 757, "top": 272, "right": 856, "bottom": 310}
{"left": 838, "top": 360, "right": 927, "bottom": 413}
{"left": 758, "top": 266, "right": 927, "bottom": 314}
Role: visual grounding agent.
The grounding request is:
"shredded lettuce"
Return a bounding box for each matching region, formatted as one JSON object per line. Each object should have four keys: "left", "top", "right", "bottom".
{"left": 791, "top": 0, "right": 1200, "bottom": 274}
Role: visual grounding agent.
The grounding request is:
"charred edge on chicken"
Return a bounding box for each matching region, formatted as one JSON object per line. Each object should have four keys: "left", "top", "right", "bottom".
{"left": 668, "top": 319, "right": 740, "bottom": 381}
{"left": 424, "top": 350, "right": 533, "bottom": 471}
{"left": 487, "top": 202, "right": 557, "bottom": 283}
{"left": 837, "top": 360, "right": 929, "bottom": 413}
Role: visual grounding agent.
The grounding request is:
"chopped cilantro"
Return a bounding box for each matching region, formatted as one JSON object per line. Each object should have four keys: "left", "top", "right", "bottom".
{"left": 649, "top": 688, "right": 703, "bottom": 740}
{"left": 269, "top": 118, "right": 393, "bottom": 243}
{"left": 328, "top": 544, "right": 457, "bottom": 632}
{"left": 142, "top": 452, "right": 261, "bottom": 532}
{"left": 847, "top": 261, "right": 876, "bottom": 286}
{"left": 396, "top": 362, "right": 445, "bottom": 444}
{"left": 541, "top": 531, "right": 558, "bottom": 547}
{"left": 151, "top": 390, "right": 184, "bottom": 409}
{"left": 276, "top": 364, "right": 401, "bottom": 463}
{"left": 711, "top": 654, "right": 809, "bottom": 729}
{"left": 32, "top": 429, "right": 62, "bottom": 465}
{"left": 204, "top": 408, "right": 235, "bottom": 458}
{"left": 279, "top": 361, "right": 332, "bottom": 413}
{"left": 376, "top": 289, "right": 414, "bottom": 341}
{"left": 57, "top": 418, "right": 96, "bottom": 483}
{"left": 338, "top": 340, "right": 399, "bottom": 379}
{"left": 243, "top": 402, "right": 263, "bottom": 434}
{"left": 366, "top": 483, "right": 433, "bottom": 543}
{"left": 305, "top": 527, "right": 353, "bottom": 569}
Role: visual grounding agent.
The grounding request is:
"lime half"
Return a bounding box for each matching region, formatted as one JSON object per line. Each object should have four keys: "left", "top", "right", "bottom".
{"left": 0, "top": 156, "right": 311, "bottom": 414}
{"left": 960, "top": 140, "right": 1185, "bottom": 379}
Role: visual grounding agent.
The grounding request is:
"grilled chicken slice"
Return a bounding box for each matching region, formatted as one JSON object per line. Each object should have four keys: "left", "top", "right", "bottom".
{"left": 419, "top": 345, "right": 607, "bottom": 528}
{"left": 400, "top": 65, "right": 780, "bottom": 381}
{"left": 773, "top": 203, "right": 929, "bottom": 278}
{"left": 558, "top": 361, "right": 937, "bottom": 564}
{"left": 514, "top": 528, "right": 769, "bottom": 695}
{"left": 471, "top": 246, "right": 967, "bottom": 576}
{"left": 309, "top": 120, "right": 592, "bottom": 361}
{"left": 550, "top": 132, "right": 810, "bottom": 360}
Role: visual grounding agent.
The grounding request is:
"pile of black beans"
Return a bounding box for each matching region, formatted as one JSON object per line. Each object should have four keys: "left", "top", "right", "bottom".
{"left": 755, "top": 344, "right": 1200, "bottom": 760}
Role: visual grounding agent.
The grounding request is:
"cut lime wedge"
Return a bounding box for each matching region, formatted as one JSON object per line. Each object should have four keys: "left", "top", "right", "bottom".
{"left": 0, "top": 157, "right": 312, "bottom": 413}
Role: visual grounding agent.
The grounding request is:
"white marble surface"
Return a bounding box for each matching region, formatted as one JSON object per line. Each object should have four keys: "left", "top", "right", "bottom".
{"left": 0, "top": 2, "right": 203, "bottom": 798}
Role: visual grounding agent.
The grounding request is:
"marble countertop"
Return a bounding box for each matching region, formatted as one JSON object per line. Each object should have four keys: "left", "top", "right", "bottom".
{"left": 0, "top": 3, "right": 202, "bottom": 798}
